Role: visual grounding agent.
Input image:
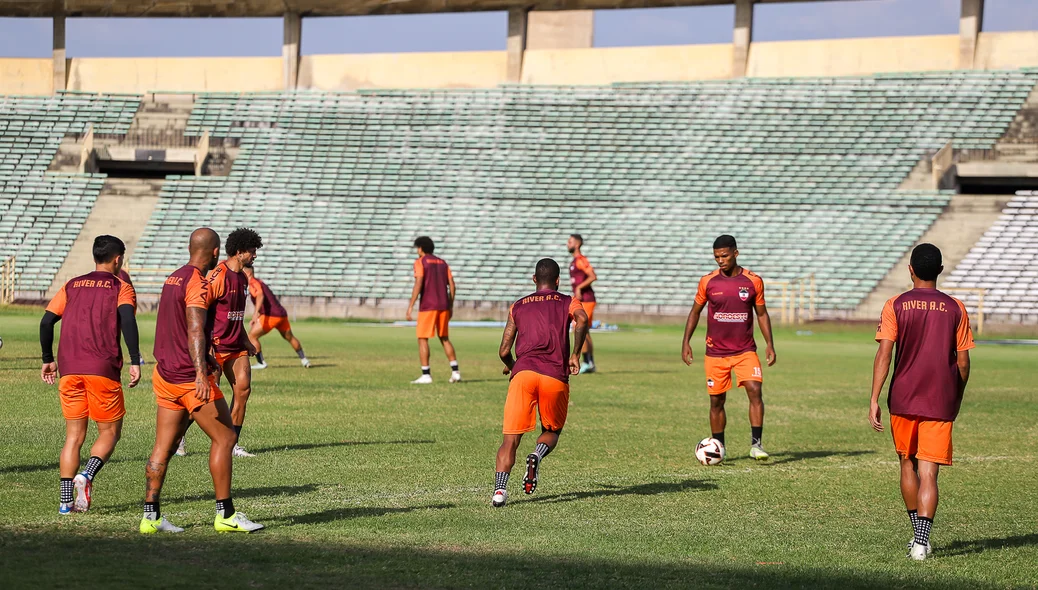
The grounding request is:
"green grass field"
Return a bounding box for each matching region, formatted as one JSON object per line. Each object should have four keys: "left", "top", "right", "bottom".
{"left": 1, "top": 309, "right": 1036, "bottom": 589}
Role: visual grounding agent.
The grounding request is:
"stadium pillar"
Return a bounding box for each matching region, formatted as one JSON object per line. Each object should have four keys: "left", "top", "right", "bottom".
{"left": 959, "top": 0, "right": 984, "bottom": 69}
{"left": 507, "top": 8, "right": 528, "bottom": 83}
{"left": 52, "top": 13, "right": 66, "bottom": 94}
{"left": 283, "top": 12, "right": 302, "bottom": 90}
{"left": 732, "top": 0, "right": 754, "bottom": 78}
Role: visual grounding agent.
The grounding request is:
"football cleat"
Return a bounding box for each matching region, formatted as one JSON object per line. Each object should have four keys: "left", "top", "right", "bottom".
{"left": 449, "top": 371, "right": 462, "bottom": 383}
{"left": 215, "top": 511, "right": 264, "bottom": 533}
{"left": 411, "top": 374, "right": 433, "bottom": 384}
{"left": 523, "top": 453, "right": 540, "bottom": 495}
{"left": 300, "top": 357, "right": 311, "bottom": 368}
{"left": 251, "top": 361, "right": 268, "bottom": 370}
{"left": 491, "top": 489, "right": 508, "bottom": 508}
{"left": 175, "top": 437, "right": 187, "bottom": 457}
{"left": 908, "top": 541, "right": 929, "bottom": 561}
{"left": 139, "top": 516, "right": 184, "bottom": 534}
{"left": 59, "top": 502, "right": 74, "bottom": 515}
{"left": 73, "top": 473, "right": 92, "bottom": 512}
{"left": 750, "top": 444, "right": 770, "bottom": 461}
{"left": 233, "top": 444, "right": 256, "bottom": 458}
{"left": 907, "top": 539, "right": 932, "bottom": 554}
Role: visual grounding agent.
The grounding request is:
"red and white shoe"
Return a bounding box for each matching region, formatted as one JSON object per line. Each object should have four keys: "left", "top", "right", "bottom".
{"left": 73, "top": 473, "right": 92, "bottom": 512}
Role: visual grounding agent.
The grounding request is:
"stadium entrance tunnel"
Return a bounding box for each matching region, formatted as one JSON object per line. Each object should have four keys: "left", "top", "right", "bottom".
{"left": 94, "top": 147, "right": 196, "bottom": 178}
{"left": 957, "top": 162, "right": 1038, "bottom": 195}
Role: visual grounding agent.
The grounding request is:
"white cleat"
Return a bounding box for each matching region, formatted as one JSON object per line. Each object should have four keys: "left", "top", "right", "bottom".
{"left": 174, "top": 437, "right": 187, "bottom": 457}
{"left": 140, "top": 516, "right": 185, "bottom": 534}
{"left": 411, "top": 374, "right": 433, "bottom": 384}
{"left": 216, "top": 511, "right": 265, "bottom": 533}
{"left": 73, "top": 474, "right": 92, "bottom": 512}
{"left": 251, "top": 362, "right": 267, "bottom": 370}
{"left": 908, "top": 541, "right": 929, "bottom": 561}
{"left": 300, "top": 357, "right": 311, "bottom": 368}
{"left": 449, "top": 371, "right": 462, "bottom": 383}
{"left": 233, "top": 444, "right": 256, "bottom": 458}
{"left": 749, "top": 444, "right": 770, "bottom": 461}
{"left": 491, "top": 489, "right": 508, "bottom": 508}
{"left": 907, "top": 539, "right": 932, "bottom": 555}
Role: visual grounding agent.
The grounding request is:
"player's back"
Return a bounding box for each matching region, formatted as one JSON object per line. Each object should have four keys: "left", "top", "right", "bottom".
{"left": 416, "top": 255, "right": 450, "bottom": 311}
{"left": 154, "top": 264, "right": 210, "bottom": 383}
{"left": 208, "top": 262, "right": 248, "bottom": 352}
{"left": 510, "top": 290, "right": 581, "bottom": 383}
{"left": 51, "top": 270, "right": 135, "bottom": 380}
{"left": 881, "top": 288, "right": 974, "bottom": 421}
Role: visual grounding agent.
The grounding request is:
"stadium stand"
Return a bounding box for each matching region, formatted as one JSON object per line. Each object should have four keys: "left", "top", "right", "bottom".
{"left": 0, "top": 92, "right": 140, "bottom": 292}
{"left": 127, "top": 69, "right": 1035, "bottom": 310}
{"left": 946, "top": 191, "right": 1038, "bottom": 321}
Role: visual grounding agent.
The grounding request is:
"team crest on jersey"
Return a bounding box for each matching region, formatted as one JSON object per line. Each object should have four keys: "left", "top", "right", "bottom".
{"left": 739, "top": 287, "right": 750, "bottom": 301}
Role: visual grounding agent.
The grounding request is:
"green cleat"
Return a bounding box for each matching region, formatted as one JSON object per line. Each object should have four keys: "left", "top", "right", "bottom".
{"left": 214, "top": 511, "right": 264, "bottom": 533}
{"left": 750, "top": 444, "right": 770, "bottom": 461}
{"left": 139, "top": 516, "right": 184, "bottom": 534}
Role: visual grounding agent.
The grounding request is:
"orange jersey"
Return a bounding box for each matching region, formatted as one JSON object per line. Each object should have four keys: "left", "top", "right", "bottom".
{"left": 695, "top": 268, "right": 765, "bottom": 358}
{"left": 153, "top": 265, "right": 211, "bottom": 385}
{"left": 569, "top": 255, "right": 596, "bottom": 303}
{"left": 46, "top": 271, "right": 136, "bottom": 381}
{"left": 206, "top": 261, "right": 249, "bottom": 353}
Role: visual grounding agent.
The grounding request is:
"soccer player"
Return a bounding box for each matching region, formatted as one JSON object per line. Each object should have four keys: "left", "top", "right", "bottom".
{"left": 567, "top": 234, "right": 598, "bottom": 373}
{"left": 492, "top": 258, "right": 589, "bottom": 507}
{"left": 40, "top": 235, "right": 141, "bottom": 514}
{"left": 140, "top": 227, "right": 263, "bottom": 534}
{"left": 244, "top": 266, "right": 309, "bottom": 370}
{"left": 405, "top": 236, "right": 460, "bottom": 384}
{"left": 869, "top": 243, "right": 974, "bottom": 561}
{"left": 178, "top": 228, "right": 262, "bottom": 458}
{"left": 681, "top": 235, "right": 776, "bottom": 460}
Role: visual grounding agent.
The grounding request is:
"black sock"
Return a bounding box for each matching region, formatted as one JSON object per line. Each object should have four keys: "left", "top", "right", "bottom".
{"left": 915, "top": 516, "right": 933, "bottom": 546}
{"left": 255, "top": 351, "right": 265, "bottom": 364}
{"left": 494, "top": 472, "right": 509, "bottom": 491}
{"left": 296, "top": 347, "right": 306, "bottom": 360}
{"left": 216, "top": 497, "right": 235, "bottom": 518}
{"left": 534, "top": 442, "right": 552, "bottom": 459}
{"left": 421, "top": 366, "right": 431, "bottom": 376}
{"left": 60, "top": 478, "right": 74, "bottom": 504}
{"left": 582, "top": 352, "right": 590, "bottom": 363}
{"left": 908, "top": 509, "right": 919, "bottom": 535}
{"left": 712, "top": 432, "right": 725, "bottom": 445}
{"left": 144, "top": 501, "right": 160, "bottom": 520}
{"left": 450, "top": 361, "right": 459, "bottom": 372}
{"left": 588, "top": 352, "right": 594, "bottom": 364}
{"left": 233, "top": 425, "right": 242, "bottom": 438}
{"left": 751, "top": 426, "right": 763, "bottom": 447}
{"left": 83, "top": 456, "right": 105, "bottom": 481}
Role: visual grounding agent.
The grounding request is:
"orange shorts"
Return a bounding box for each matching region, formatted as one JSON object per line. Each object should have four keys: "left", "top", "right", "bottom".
{"left": 891, "top": 414, "right": 954, "bottom": 465}
{"left": 59, "top": 374, "right": 125, "bottom": 422}
{"left": 582, "top": 302, "right": 596, "bottom": 322}
{"left": 215, "top": 349, "right": 249, "bottom": 367}
{"left": 703, "top": 351, "right": 762, "bottom": 395}
{"left": 152, "top": 367, "right": 225, "bottom": 414}
{"left": 503, "top": 371, "right": 570, "bottom": 435}
{"left": 257, "top": 314, "right": 291, "bottom": 336}
{"left": 417, "top": 310, "right": 450, "bottom": 339}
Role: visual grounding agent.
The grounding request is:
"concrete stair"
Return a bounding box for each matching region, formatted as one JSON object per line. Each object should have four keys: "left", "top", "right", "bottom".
{"left": 48, "top": 178, "right": 163, "bottom": 295}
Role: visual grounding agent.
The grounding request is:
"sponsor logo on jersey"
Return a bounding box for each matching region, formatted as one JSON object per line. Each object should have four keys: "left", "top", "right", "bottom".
{"left": 713, "top": 312, "right": 749, "bottom": 323}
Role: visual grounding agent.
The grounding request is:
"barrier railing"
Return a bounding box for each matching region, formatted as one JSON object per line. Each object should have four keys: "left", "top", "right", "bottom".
{"left": 1, "top": 256, "right": 16, "bottom": 304}
{"left": 943, "top": 287, "right": 986, "bottom": 335}
{"left": 770, "top": 274, "right": 815, "bottom": 325}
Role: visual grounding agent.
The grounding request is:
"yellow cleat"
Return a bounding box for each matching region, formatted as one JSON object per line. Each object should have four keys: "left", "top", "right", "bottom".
{"left": 214, "top": 511, "right": 264, "bottom": 533}
{"left": 139, "top": 516, "right": 184, "bottom": 534}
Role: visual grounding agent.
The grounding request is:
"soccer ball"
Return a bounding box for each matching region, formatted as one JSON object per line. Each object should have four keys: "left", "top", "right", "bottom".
{"left": 0, "top": 335, "right": 4, "bottom": 349}
{"left": 695, "top": 438, "right": 725, "bottom": 466}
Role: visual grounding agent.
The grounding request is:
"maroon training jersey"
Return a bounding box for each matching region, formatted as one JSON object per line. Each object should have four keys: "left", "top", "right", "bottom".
{"left": 248, "top": 276, "right": 288, "bottom": 318}
{"left": 46, "top": 271, "right": 136, "bottom": 381}
{"left": 207, "top": 261, "right": 249, "bottom": 353}
{"left": 154, "top": 264, "right": 212, "bottom": 384}
{"left": 414, "top": 254, "right": 453, "bottom": 312}
{"left": 876, "top": 288, "right": 976, "bottom": 422}
{"left": 695, "top": 268, "right": 766, "bottom": 358}
{"left": 569, "top": 255, "right": 596, "bottom": 303}
{"left": 509, "top": 290, "right": 585, "bottom": 384}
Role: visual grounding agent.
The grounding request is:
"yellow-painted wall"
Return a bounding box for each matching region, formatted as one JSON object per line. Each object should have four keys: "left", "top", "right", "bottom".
{"left": 975, "top": 31, "right": 1038, "bottom": 70}
{"left": 522, "top": 44, "right": 733, "bottom": 85}
{"left": 66, "top": 57, "right": 282, "bottom": 93}
{"left": 301, "top": 51, "right": 507, "bottom": 90}
{"left": 747, "top": 35, "right": 959, "bottom": 78}
{"left": 0, "top": 59, "right": 53, "bottom": 95}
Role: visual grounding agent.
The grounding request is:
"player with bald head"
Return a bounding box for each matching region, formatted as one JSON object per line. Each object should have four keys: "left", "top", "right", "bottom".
{"left": 140, "top": 228, "right": 263, "bottom": 534}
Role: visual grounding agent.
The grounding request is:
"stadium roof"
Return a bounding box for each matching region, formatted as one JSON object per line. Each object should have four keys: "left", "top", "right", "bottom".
{"left": 1, "top": 0, "right": 861, "bottom": 18}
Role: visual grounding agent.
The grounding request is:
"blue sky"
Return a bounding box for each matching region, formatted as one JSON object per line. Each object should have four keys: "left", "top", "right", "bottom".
{"left": 0, "top": 0, "right": 1034, "bottom": 57}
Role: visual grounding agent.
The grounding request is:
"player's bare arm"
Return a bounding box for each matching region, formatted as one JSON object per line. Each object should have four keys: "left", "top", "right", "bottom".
{"left": 681, "top": 302, "right": 705, "bottom": 366}
{"left": 118, "top": 303, "right": 142, "bottom": 388}
{"left": 957, "top": 349, "right": 971, "bottom": 396}
{"left": 406, "top": 276, "right": 422, "bottom": 322}
{"left": 869, "top": 339, "right": 895, "bottom": 432}
{"left": 39, "top": 310, "right": 61, "bottom": 385}
{"left": 447, "top": 272, "right": 457, "bottom": 319}
{"left": 187, "top": 306, "right": 211, "bottom": 403}
{"left": 498, "top": 315, "right": 518, "bottom": 374}
{"left": 755, "top": 302, "right": 777, "bottom": 366}
{"left": 250, "top": 290, "right": 265, "bottom": 328}
{"left": 570, "top": 307, "right": 590, "bottom": 374}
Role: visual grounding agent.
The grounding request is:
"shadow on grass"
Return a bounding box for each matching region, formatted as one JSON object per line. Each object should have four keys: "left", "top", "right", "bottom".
{"left": 100, "top": 484, "right": 322, "bottom": 513}
{"left": 528, "top": 479, "right": 717, "bottom": 504}
{"left": 939, "top": 532, "right": 1038, "bottom": 556}
{"left": 0, "top": 529, "right": 989, "bottom": 589}
{"left": 271, "top": 502, "right": 455, "bottom": 526}
{"left": 0, "top": 440, "right": 436, "bottom": 476}
{"left": 762, "top": 449, "right": 875, "bottom": 466}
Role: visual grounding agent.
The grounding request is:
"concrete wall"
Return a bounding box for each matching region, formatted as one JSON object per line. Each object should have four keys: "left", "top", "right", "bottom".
{"left": 301, "top": 51, "right": 507, "bottom": 90}
{"left": 526, "top": 11, "right": 594, "bottom": 50}
{"left": 3, "top": 31, "right": 1038, "bottom": 96}
{"left": 0, "top": 58, "right": 52, "bottom": 94}
{"left": 65, "top": 57, "right": 283, "bottom": 93}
